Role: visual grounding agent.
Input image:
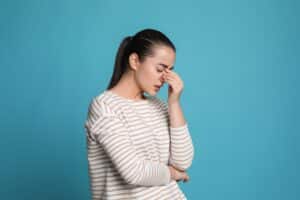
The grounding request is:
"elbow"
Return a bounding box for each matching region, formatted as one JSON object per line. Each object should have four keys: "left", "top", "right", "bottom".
{"left": 169, "top": 148, "right": 194, "bottom": 171}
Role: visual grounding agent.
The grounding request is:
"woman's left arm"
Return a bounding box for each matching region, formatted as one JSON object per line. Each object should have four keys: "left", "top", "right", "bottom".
{"left": 163, "top": 68, "right": 195, "bottom": 171}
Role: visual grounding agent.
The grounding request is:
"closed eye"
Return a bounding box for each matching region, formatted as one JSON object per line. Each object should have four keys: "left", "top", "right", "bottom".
{"left": 156, "top": 67, "right": 164, "bottom": 73}
{"left": 158, "top": 63, "right": 175, "bottom": 71}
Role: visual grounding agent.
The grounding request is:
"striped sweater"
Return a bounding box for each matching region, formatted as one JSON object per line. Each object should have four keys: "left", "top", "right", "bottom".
{"left": 84, "top": 90, "right": 194, "bottom": 199}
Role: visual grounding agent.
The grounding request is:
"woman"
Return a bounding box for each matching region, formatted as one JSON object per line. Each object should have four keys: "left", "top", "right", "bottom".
{"left": 84, "top": 28, "right": 194, "bottom": 199}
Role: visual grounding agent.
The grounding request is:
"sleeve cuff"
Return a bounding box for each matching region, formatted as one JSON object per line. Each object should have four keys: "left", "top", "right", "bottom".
{"left": 170, "top": 123, "right": 188, "bottom": 132}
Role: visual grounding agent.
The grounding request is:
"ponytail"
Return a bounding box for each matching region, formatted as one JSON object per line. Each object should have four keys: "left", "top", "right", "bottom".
{"left": 106, "top": 36, "right": 132, "bottom": 89}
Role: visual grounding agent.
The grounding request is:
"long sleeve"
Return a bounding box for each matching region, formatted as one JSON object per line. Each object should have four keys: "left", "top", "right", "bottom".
{"left": 160, "top": 101, "right": 194, "bottom": 171}
{"left": 168, "top": 123, "right": 194, "bottom": 171}
{"left": 85, "top": 113, "right": 172, "bottom": 186}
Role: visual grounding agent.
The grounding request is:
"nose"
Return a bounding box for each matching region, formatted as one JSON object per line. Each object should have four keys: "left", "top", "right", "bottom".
{"left": 160, "top": 73, "right": 165, "bottom": 84}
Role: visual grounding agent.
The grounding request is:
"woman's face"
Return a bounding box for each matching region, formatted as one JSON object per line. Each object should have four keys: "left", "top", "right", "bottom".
{"left": 133, "top": 45, "right": 176, "bottom": 96}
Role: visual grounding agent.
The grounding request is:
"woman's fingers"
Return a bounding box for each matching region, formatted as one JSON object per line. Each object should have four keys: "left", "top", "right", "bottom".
{"left": 165, "top": 68, "right": 182, "bottom": 83}
{"left": 178, "top": 171, "right": 190, "bottom": 183}
{"left": 183, "top": 173, "right": 190, "bottom": 182}
{"left": 168, "top": 165, "right": 190, "bottom": 183}
{"left": 163, "top": 71, "right": 184, "bottom": 91}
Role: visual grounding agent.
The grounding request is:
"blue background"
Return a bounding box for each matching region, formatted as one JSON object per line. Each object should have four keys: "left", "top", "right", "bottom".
{"left": 1, "top": 0, "right": 299, "bottom": 199}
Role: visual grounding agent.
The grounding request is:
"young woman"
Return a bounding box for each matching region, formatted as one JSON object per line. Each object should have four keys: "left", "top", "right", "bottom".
{"left": 84, "top": 29, "right": 194, "bottom": 199}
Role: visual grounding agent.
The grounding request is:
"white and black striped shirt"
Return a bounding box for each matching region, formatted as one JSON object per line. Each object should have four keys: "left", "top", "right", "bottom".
{"left": 84, "top": 90, "right": 194, "bottom": 199}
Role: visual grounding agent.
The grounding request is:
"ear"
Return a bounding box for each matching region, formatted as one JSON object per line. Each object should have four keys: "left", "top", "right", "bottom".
{"left": 128, "top": 52, "right": 141, "bottom": 71}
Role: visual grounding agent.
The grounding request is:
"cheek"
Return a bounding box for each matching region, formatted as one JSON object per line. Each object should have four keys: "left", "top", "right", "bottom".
{"left": 148, "top": 68, "right": 160, "bottom": 82}
{"left": 137, "top": 68, "right": 157, "bottom": 86}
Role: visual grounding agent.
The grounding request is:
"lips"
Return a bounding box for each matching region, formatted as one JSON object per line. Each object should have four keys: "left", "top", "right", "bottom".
{"left": 154, "top": 85, "right": 161, "bottom": 91}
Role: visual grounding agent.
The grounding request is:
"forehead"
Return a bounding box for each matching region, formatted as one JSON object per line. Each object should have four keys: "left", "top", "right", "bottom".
{"left": 148, "top": 45, "right": 176, "bottom": 67}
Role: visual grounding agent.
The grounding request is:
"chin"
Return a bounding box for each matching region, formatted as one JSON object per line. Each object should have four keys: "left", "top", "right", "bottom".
{"left": 144, "top": 89, "right": 157, "bottom": 97}
{"left": 150, "top": 89, "right": 159, "bottom": 96}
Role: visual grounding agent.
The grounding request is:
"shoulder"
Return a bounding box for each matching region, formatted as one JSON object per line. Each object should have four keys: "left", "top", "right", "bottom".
{"left": 88, "top": 92, "right": 115, "bottom": 118}
{"left": 85, "top": 92, "right": 128, "bottom": 141}
{"left": 85, "top": 91, "right": 120, "bottom": 129}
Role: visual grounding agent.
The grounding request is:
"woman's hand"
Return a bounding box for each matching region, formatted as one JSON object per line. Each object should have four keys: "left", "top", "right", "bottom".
{"left": 168, "top": 165, "right": 190, "bottom": 183}
{"left": 163, "top": 68, "right": 184, "bottom": 105}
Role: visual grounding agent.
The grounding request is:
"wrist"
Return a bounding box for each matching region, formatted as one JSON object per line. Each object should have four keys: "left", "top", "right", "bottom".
{"left": 168, "top": 100, "right": 180, "bottom": 106}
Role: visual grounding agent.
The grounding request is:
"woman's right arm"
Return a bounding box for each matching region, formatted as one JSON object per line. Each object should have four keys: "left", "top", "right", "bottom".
{"left": 86, "top": 115, "right": 172, "bottom": 186}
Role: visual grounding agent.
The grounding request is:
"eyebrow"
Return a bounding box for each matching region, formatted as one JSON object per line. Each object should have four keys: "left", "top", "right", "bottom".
{"left": 158, "top": 63, "right": 175, "bottom": 70}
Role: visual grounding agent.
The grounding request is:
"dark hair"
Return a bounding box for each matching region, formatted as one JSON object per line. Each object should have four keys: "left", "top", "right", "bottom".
{"left": 106, "top": 28, "right": 176, "bottom": 90}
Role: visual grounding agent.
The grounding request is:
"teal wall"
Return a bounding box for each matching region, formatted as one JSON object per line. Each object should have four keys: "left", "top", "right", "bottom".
{"left": 1, "top": 0, "right": 299, "bottom": 199}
